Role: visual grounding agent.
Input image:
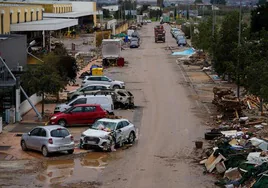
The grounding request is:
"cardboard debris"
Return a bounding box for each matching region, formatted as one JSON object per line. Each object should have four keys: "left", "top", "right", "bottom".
{"left": 216, "top": 161, "right": 226, "bottom": 174}
{"left": 224, "top": 167, "right": 242, "bottom": 181}
{"left": 205, "top": 152, "right": 226, "bottom": 173}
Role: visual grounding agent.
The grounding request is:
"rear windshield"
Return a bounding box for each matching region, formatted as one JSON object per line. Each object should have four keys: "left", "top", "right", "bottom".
{"left": 50, "top": 129, "right": 70, "bottom": 138}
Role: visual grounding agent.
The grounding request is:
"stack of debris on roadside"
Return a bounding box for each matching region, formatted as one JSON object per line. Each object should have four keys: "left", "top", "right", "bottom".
{"left": 197, "top": 86, "right": 268, "bottom": 187}
{"left": 176, "top": 51, "right": 211, "bottom": 69}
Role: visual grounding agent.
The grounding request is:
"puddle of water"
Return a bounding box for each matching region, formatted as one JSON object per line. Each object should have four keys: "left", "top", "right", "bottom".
{"left": 36, "top": 152, "right": 120, "bottom": 186}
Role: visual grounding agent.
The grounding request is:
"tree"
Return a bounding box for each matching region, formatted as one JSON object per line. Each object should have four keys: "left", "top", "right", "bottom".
{"left": 258, "top": 0, "right": 267, "bottom": 5}
{"left": 174, "top": 8, "right": 177, "bottom": 20}
{"left": 195, "top": 0, "right": 203, "bottom": 3}
{"left": 192, "top": 16, "right": 214, "bottom": 52}
{"left": 21, "top": 63, "right": 65, "bottom": 115}
{"left": 251, "top": 2, "right": 268, "bottom": 34}
{"left": 210, "top": 0, "right": 226, "bottom": 5}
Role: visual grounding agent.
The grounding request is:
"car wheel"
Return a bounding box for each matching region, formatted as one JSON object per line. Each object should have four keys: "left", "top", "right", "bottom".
{"left": 113, "top": 85, "right": 120, "bottom": 89}
{"left": 21, "top": 140, "right": 28, "bottom": 151}
{"left": 67, "top": 149, "right": 74, "bottom": 154}
{"left": 42, "top": 146, "right": 49, "bottom": 157}
{"left": 58, "top": 119, "right": 67, "bottom": 127}
{"left": 128, "top": 131, "right": 136, "bottom": 144}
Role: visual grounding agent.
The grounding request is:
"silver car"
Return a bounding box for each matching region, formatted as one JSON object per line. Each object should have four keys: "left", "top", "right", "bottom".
{"left": 21, "top": 125, "right": 75, "bottom": 157}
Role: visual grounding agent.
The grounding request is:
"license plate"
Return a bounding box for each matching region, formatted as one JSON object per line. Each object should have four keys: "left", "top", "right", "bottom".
{"left": 60, "top": 146, "right": 70, "bottom": 150}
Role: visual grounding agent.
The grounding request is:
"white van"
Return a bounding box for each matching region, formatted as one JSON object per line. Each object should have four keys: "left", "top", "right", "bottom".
{"left": 54, "top": 95, "right": 114, "bottom": 114}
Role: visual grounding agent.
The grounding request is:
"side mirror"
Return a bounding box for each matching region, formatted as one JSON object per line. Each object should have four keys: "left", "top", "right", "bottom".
{"left": 118, "top": 129, "right": 122, "bottom": 133}
{"left": 28, "top": 132, "right": 31, "bottom": 136}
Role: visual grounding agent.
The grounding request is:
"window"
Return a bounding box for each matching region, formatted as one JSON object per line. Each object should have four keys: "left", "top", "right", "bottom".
{"left": 84, "top": 106, "right": 96, "bottom": 112}
{"left": 116, "top": 122, "right": 124, "bottom": 129}
{"left": 36, "top": 11, "right": 38, "bottom": 20}
{"left": 50, "top": 129, "right": 70, "bottom": 138}
{"left": 40, "top": 129, "right": 47, "bottom": 137}
{"left": 30, "top": 128, "right": 41, "bottom": 136}
{"left": 88, "top": 77, "right": 100, "bottom": 81}
{"left": 122, "top": 121, "right": 130, "bottom": 127}
{"left": 101, "top": 77, "right": 109, "bottom": 81}
{"left": 95, "top": 86, "right": 106, "bottom": 90}
{"left": 24, "top": 12, "right": 27, "bottom": 22}
{"left": 10, "top": 13, "right": 12, "bottom": 24}
{"left": 70, "top": 106, "right": 83, "bottom": 113}
{"left": 83, "top": 86, "right": 94, "bottom": 91}
{"left": 1, "top": 14, "right": 3, "bottom": 34}
{"left": 30, "top": 12, "right": 33, "bottom": 21}
{"left": 71, "top": 98, "right": 87, "bottom": 106}
{"left": 17, "top": 12, "right": 20, "bottom": 23}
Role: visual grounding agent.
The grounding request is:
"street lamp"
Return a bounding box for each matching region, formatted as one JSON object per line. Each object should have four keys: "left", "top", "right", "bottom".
{"left": 237, "top": 0, "right": 242, "bottom": 99}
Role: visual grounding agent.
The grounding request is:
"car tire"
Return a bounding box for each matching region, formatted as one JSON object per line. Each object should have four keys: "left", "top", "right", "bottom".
{"left": 42, "top": 146, "right": 49, "bottom": 157}
{"left": 67, "top": 149, "right": 74, "bottom": 154}
{"left": 58, "top": 119, "right": 67, "bottom": 127}
{"left": 204, "top": 132, "right": 223, "bottom": 140}
{"left": 128, "top": 131, "right": 136, "bottom": 144}
{"left": 21, "top": 140, "right": 28, "bottom": 151}
{"left": 113, "top": 85, "right": 120, "bottom": 89}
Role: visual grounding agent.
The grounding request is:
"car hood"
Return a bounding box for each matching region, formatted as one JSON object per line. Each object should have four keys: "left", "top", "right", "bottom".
{"left": 114, "top": 80, "right": 124, "bottom": 84}
{"left": 83, "top": 129, "right": 111, "bottom": 137}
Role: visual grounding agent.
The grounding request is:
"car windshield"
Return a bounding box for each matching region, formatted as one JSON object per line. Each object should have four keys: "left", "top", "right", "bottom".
{"left": 91, "top": 121, "right": 117, "bottom": 131}
{"left": 50, "top": 129, "right": 70, "bottom": 138}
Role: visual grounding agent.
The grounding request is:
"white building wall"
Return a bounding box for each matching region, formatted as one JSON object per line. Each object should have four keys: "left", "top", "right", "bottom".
{"left": 19, "top": 93, "right": 42, "bottom": 116}
{"left": 70, "top": 2, "right": 95, "bottom": 12}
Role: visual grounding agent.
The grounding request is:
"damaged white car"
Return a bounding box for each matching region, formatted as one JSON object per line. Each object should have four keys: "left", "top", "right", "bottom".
{"left": 80, "top": 118, "right": 136, "bottom": 151}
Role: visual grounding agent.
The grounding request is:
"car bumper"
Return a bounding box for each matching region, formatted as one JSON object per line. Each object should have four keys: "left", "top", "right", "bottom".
{"left": 80, "top": 137, "right": 110, "bottom": 149}
{"left": 47, "top": 143, "right": 75, "bottom": 152}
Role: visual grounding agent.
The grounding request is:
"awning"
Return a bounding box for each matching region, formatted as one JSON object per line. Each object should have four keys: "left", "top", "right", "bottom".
{"left": 43, "top": 11, "right": 98, "bottom": 18}
{"left": 10, "top": 18, "right": 78, "bottom": 31}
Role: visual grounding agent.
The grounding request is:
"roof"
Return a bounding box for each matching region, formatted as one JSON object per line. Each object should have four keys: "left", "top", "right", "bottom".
{"left": 43, "top": 11, "right": 97, "bottom": 18}
{"left": 73, "top": 104, "right": 101, "bottom": 107}
{"left": 38, "top": 125, "right": 66, "bottom": 131}
{"left": 10, "top": 18, "right": 78, "bottom": 31}
{"left": 98, "top": 118, "right": 128, "bottom": 123}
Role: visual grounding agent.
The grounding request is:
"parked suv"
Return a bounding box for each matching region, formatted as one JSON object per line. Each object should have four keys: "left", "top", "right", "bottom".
{"left": 21, "top": 125, "right": 75, "bottom": 157}
{"left": 67, "top": 84, "right": 111, "bottom": 100}
{"left": 80, "top": 118, "right": 136, "bottom": 151}
{"left": 54, "top": 95, "right": 114, "bottom": 114}
{"left": 81, "top": 76, "right": 125, "bottom": 89}
{"left": 49, "top": 104, "right": 107, "bottom": 127}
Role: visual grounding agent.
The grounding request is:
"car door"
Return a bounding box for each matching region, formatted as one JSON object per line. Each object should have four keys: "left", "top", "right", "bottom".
{"left": 121, "top": 121, "right": 132, "bottom": 140}
{"left": 115, "top": 122, "right": 125, "bottom": 143}
{"left": 68, "top": 106, "right": 84, "bottom": 125}
{"left": 37, "top": 128, "right": 48, "bottom": 151}
{"left": 26, "top": 128, "right": 42, "bottom": 150}
{"left": 100, "top": 77, "right": 111, "bottom": 86}
{"left": 81, "top": 106, "right": 98, "bottom": 125}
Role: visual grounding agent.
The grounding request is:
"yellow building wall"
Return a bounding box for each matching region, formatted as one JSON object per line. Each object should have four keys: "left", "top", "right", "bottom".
{"left": 115, "top": 23, "right": 129, "bottom": 34}
{"left": 0, "top": 5, "right": 43, "bottom": 34}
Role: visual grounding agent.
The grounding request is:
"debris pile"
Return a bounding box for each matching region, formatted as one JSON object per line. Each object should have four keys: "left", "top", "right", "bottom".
{"left": 212, "top": 87, "right": 243, "bottom": 119}
{"left": 243, "top": 95, "right": 268, "bottom": 111}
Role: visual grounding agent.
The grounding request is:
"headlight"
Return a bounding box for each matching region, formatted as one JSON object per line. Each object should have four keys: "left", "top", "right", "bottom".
{"left": 50, "top": 116, "right": 57, "bottom": 120}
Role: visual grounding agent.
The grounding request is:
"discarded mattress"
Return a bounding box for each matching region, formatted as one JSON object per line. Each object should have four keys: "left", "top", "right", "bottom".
{"left": 171, "top": 48, "right": 195, "bottom": 56}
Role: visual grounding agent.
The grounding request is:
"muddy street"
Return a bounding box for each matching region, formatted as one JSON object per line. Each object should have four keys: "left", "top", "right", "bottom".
{"left": 0, "top": 23, "right": 215, "bottom": 188}
{"left": 97, "top": 23, "right": 215, "bottom": 187}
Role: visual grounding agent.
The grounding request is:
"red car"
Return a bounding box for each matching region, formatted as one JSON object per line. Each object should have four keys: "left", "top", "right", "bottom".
{"left": 49, "top": 104, "right": 107, "bottom": 127}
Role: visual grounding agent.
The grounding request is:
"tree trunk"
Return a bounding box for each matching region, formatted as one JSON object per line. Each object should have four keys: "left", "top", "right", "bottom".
{"left": 42, "top": 93, "right": 45, "bottom": 116}
{"left": 260, "top": 97, "right": 263, "bottom": 114}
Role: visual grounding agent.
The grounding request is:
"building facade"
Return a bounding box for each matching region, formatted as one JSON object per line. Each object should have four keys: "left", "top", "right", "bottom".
{"left": 0, "top": 4, "right": 44, "bottom": 34}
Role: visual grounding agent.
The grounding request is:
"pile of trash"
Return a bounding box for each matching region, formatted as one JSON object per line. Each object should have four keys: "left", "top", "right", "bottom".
{"left": 242, "top": 95, "right": 268, "bottom": 111}
{"left": 200, "top": 126, "right": 268, "bottom": 187}
{"left": 212, "top": 87, "right": 243, "bottom": 119}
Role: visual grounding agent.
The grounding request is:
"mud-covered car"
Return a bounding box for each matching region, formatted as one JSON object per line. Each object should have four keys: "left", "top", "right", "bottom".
{"left": 81, "top": 89, "right": 134, "bottom": 109}
{"left": 80, "top": 118, "right": 136, "bottom": 151}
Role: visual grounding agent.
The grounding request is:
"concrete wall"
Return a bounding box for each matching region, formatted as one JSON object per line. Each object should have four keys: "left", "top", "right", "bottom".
{"left": 115, "top": 22, "right": 129, "bottom": 34}
{"left": 19, "top": 93, "right": 42, "bottom": 116}
{"left": 70, "top": 2, "right": 96, "bottom": 26}
{"left": 0, "top": 34, "right": 27, "bottom": 70}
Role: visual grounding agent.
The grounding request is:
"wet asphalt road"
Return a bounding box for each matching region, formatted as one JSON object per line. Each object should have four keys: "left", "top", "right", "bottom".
{"left": 97, "top": 23, "right": 215, "bottom": 188}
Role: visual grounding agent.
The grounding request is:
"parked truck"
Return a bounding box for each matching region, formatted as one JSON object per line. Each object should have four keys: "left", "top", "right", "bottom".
{"left": 102, "top": 39, "right": 122, "bottom": 66}
{"left": 137, "top": 15, "right": 143, "bottom": 24}
{"left": 160, "top": 14, "right": 170, "bottom": 24}
{"left": 154, "top": 25, "right": 166, "bottom": 43}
